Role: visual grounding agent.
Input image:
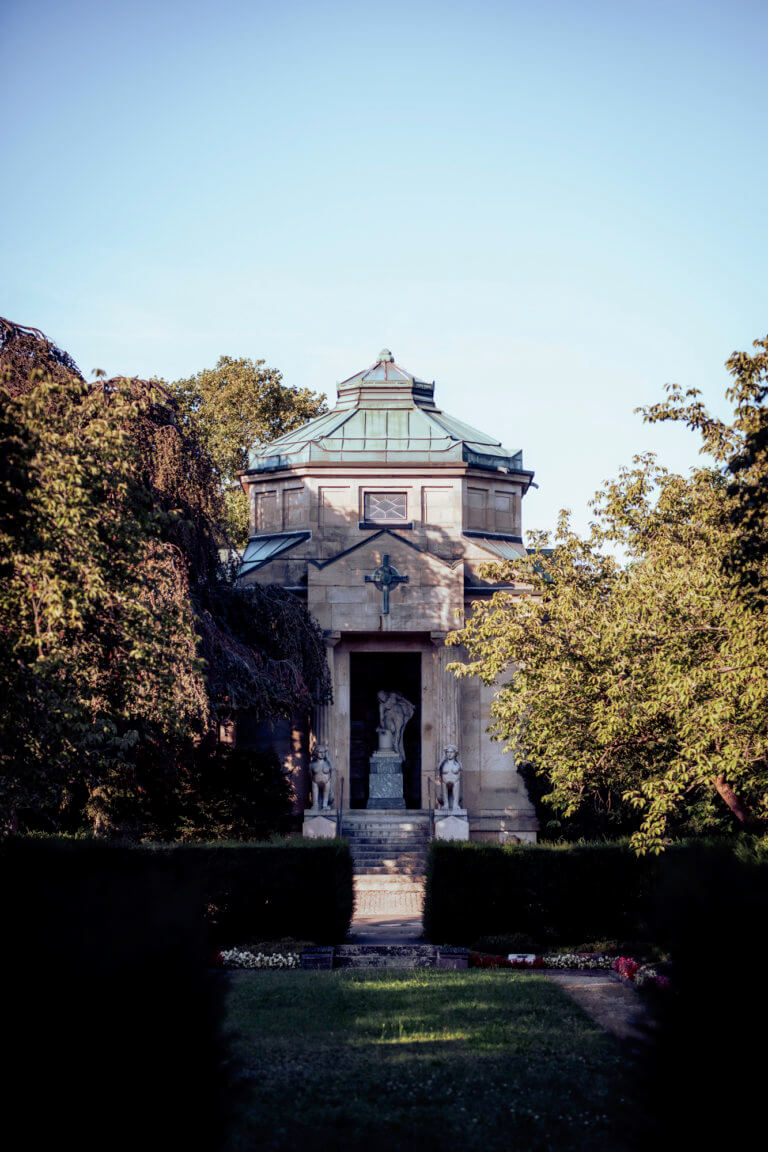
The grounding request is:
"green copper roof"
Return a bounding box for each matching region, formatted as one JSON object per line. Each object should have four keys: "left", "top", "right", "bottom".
{"left": 239, "top": 531, "right": 311, "bottom": 575}
{"left": 246, "top": 350, "right": 529, "bottom": 475}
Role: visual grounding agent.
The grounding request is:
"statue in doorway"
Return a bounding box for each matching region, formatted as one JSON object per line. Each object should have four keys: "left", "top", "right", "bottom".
{"left": 437, "top": 744, "right": 462, "bottom": 810}
{"left": 309, "top": 744, "right": 334, "bottom": 810}
{"left": 376, "top": 690, "right": 415, "bottom": 760}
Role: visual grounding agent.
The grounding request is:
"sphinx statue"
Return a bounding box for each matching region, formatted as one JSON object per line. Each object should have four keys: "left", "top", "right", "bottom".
{"left": 309, "top": 744, "right": 334, "bottom": 810}
{"left": 437, "top": 744, "right": 462, "bottom": 811}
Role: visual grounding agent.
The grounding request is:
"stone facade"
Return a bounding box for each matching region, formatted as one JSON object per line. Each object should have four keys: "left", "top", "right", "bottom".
{"left": 237, "top": 350, "right": 538, "bottom": 842}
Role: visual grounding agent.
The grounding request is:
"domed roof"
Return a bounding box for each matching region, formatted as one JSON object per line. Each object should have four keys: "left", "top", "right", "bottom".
{"left": 246, "top": 350, "right": 529, "bottom": 476}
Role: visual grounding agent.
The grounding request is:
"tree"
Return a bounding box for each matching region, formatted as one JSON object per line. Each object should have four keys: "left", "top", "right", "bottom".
{"left": 644, "top": 334, "right": 768, "bottom": 605}
{"left": 449, "top": 339, "right": 768, "bottom": 853}
{"left": 0, "top": 369, "right": 207, "bottom": 833}
{"left": 169, "top": 356, "right": 327, "bottom": 546}
{"left": 0, "top": 319, "right": 331, "bottom": 837}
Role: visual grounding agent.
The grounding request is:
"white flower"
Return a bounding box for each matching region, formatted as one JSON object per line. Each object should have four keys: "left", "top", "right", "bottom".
{"left": 221, "top": 948, "right": 300, "bottom": 970}
{"left": 541, "top": 953, "right": 614, "bottom": 970}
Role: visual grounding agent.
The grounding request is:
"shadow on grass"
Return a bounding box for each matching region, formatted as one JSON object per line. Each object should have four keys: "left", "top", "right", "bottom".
{"left": 223, "top": 971, "right": 637, "bottom": 1151}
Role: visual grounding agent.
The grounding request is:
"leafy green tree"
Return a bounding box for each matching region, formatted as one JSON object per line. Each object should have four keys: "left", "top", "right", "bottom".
{"left": 0, "top": 319, "right": 331, "bottom": 837}
{"left": 0, "top": 371, "right": 208, "bottom": 833}
{"left": 449, "top": 339, "right": 768, "bottom": 853}
{"left": 169, "top": 356, "right": 327, "bottom": 546}
{"left": 644, "top": 335, "right": 768, "bottom": 605}
{"left": 176, "top": 746, "right": 292, "bottom": 841}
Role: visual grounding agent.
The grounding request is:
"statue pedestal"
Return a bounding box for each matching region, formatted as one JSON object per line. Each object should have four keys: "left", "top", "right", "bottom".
{"left": 434, "top": 809, "right": 469, "bottom": 840}
{"left": 367, "top": 750, "right": 406, "bottom": 809}
{"left": 302, "top": 811, "right": 337, "bottom": 838}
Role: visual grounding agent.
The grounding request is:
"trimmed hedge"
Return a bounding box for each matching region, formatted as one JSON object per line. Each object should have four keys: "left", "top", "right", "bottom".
{"left": 646, "top": 843, "right": 768, "bottom": 1147}
{"left": 423, "top": 837, "right": 768, "bottom": 949}
{"left": 1, "top": 836, "right": 224, "bottom": 1150}
{"left": 164, "top": 837, "right": 354, "bottom": 946}
{"left": 1, "top": 834, "right": 354, "bottom": 1146}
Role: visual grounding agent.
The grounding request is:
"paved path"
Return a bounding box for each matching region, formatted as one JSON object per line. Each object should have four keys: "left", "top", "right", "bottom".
{"left": 547, "top": 970, "right": 655, "bottom": 1043}
{"left": 346, "top": 912, "right": 424, "bottom": 944}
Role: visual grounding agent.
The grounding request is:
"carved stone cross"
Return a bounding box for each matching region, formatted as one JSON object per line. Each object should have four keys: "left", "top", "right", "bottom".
{"left": 365, "top": 554, "right": 408, "bottom": 614}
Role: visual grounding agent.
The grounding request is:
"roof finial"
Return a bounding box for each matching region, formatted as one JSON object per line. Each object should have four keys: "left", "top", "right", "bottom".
{"left": 379, "top": 348, "right": 394, "bottom": 362}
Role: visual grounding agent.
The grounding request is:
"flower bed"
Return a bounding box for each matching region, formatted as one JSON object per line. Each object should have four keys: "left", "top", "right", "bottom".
{"left": 469, "top": 952, "right": 546, "bottom": 969}
{"left": 221, "top": 948, "right": 300, "bottom": 969}
{"left": 541, "top": 953, "right": 615, "bottom": 970}
{"left": 467, "top": 950, "right": 671, "bottom": 988}
{"left": 613, "top": 956, "right": 671, "bottom": 990}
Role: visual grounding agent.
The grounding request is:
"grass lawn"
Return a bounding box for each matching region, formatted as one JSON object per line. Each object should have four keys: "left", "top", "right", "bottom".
{"left": 222, "top": 970, "right": 635, "bottom": 1151}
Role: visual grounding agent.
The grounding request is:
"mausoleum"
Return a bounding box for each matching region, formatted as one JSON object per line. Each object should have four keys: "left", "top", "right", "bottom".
{"left": 237, "top": 348, "right": 538, "bottom": 859}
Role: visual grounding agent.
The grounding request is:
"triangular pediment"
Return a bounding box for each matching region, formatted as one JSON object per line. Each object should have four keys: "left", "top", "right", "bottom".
{"left": 307, "top": 528, "right": 460, "bottom": 572}
{"left": 307, "top": 529, "right": 464, "bottom": 633}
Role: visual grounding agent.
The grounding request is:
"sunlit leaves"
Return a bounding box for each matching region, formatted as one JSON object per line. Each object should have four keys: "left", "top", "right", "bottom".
{"left": 169, "top": 356, "right": 327, "bottom": 547}
{"left": 449, "top": 338, "right": 768, "bottom": 853}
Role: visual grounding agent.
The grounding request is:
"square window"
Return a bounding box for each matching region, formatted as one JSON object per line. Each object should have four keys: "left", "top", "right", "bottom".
{"left": 364, "top": 491, "right": 408, "bottom": 522}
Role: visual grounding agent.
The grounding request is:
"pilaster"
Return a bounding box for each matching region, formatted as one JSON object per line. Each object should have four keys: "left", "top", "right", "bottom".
{"left": 431, "top": 632, "right": 461, "bottom": 752}
{"left": 311, "top": 631, "right": 342, "bottom": 801}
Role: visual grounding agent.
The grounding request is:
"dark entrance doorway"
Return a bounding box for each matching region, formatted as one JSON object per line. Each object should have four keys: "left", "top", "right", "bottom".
{"left": 349, "top": 652, "right": 421, "bottom": 809}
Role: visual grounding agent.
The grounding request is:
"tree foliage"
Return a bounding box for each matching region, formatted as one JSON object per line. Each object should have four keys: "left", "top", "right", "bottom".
{"left": 644, "top": 335, "right": 768, "bottom": 605}
{"left": 175, "top": 746, "right": 293, "bottom": 842}
{"left": 0, "top": 319, "right": 330, "bottom": 837}
{"left": 449, "top": 336, "right": 768, "bottom": 852}
{"left": 169, "top": 355, "right": 327, "bottom": 546}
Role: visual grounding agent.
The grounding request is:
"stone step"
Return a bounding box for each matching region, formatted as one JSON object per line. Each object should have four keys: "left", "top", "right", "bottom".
{"left": 351, "top": 845, "right": 427, "bottom": 852}
{"left": 353, "top": 872, "right": 426, "bottom": 879}
{"left": 334, "top": 945, "right": 436, "bottom": 969}
{"left": 350, "top": 846, "right": 428, "bottom": 856}
{"left": 352, "top": 853, "right": 426, "bottom": 862}
{"left": 342, "top": 823, "right": 430, "bottom": 832}
{"left": 353, "top": 890, "right": 424, "bottom": 915}
{"left": 354, "top": 868, "right": 426, "bottom": 876}
{"left": 346, "top": 833, "right": 429, "bottom": 841}
{"left": 353, "top": 876, "right": 425, "bottom": 912}
{"left": 348, "top": 840, "right": 429, "bottom": 849}
{"left": 302, "top": 946, "right": 468, "bottom": 971}
{"left": 343, "top": 812, "right": 431, "bottom": 913}
{"left": 348, "top": 844, "right": 428, "bottom": 852}
{"left": 353, "top": 860, "right": 427, "bottom": 867}
{"left": 351, "top": 844, "right": 428, "bottom": 851}
{"left": 342, "top": 810, "right": 430, "bottom": 818}
{"left": 345, "top": 829, "right": 430, "bottom": 838}
{"left": 352, "top": 858, "right": 427, "bottom": 864}
{"left": 350, "top": 851, "right": 427, "bottom": 859}
{"left": 352, "top": 857, "right": 427, "bottom": 867}
{"left": 346, "top": 827, "right": 430, "bottom": 835}
{"left": 351, "top": 848, "right": 427, "bottom": 856}
{"left": 354, "top": 872, "right": 426, "bottom": 882}
{"left": 345, "top": 838, "right": 430, "bottom": 847}
{"left": 354, "top": 873, "right": 424, "bottom": 886}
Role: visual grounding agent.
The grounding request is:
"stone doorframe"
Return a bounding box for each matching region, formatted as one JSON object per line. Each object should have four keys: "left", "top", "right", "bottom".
{"left": 311, "top": 631, "right": 460, "bottom": 812}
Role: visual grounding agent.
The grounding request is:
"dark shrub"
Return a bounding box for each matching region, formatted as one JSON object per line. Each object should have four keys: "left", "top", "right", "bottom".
{"left": 424, "top": 839, "right": 660, "bottom": 947}
{"left": 168, "top": 836, "right": 354, "bottom": 946}
{"left": 1, "top": 836, "right": 225, "bottom": 1151}
{"left": 177, "top": 746, "right": 293, "bottom": 841}
{"left": 472, "top": 933, "right": 537, "bottom": 955}
{"left": 643, "top": 842, "right": 768, "bottom": 1147}
{"left": 423, "top": 837, "right": 767, "bottom": 950}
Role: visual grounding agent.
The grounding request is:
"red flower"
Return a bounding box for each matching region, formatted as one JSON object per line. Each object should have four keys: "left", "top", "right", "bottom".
{"left": 613, "top": 956, "right": 640, "bottom": 981}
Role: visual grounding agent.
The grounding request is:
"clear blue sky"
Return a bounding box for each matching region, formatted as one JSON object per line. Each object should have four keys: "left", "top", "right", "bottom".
{"left": 3, "top": 0, "right": 766, "bottom": 537}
